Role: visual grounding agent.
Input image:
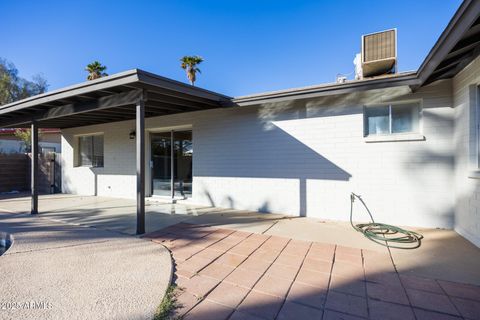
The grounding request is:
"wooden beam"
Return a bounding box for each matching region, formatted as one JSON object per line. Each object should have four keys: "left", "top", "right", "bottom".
{"left": 0, "top": 89, "right": 144, "bottom": 127}
{"left": 0, "top": 70, "right": 139, "bottom": 114}
{"left": 31, "top": 122, "right": 38, "bottom": 215}
{"left": 131, "top": 82, "right": 220, "bottom": 107}
{"left": 67, "top": 112, "right": 133, "bottom": 121}
{"left": 136, "top": 99, "right": 146, "bottom": 235}
{"left": 146, "top": 100, "right": 188, "bottom": 112}
{"left": 77, "top": 95, "right": 97, "bottom": 101}
{"left": 425, "top": 44, "right": 480, "bottom": 85}
{"left": 439, "top": 46, "right": 477, "bottom": 69}
{"left": 143, "top": 107, "right": 168, "bottom": 116}
{"left": 147, "top": 92, "right": 205, "bottom": 110}
{"left": 450, "top": 29, "right": 480, "bottom": 53}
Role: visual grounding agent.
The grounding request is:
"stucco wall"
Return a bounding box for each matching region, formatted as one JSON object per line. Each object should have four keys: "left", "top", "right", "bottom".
{"left": 453, "top": 55, "right": 480, "bottom": 247}
{"left": 62, "top": 80, "right": 455, "bottom": 229}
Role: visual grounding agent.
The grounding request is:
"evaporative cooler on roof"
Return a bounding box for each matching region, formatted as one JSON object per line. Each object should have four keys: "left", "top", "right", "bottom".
{"left": 361, "top": 29, "right": 397, "bottom": 77}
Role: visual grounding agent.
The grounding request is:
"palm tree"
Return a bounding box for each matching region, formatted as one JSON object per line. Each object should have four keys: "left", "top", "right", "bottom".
{"left": 85, "top": 61, "right": 108, "bottom": 80}
{"left": 180, "top": 56, "right": 203, "bottom": 86}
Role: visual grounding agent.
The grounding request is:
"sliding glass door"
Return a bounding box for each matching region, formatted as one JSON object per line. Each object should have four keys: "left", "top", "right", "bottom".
{"left": 151, "top": 132, "right": 172, "bottom": 197}
{"left": 173, "top": 131, "right": 193, "bottom": 197}
{"left": 151, "top": 130, "right": 192, "bottom": 198}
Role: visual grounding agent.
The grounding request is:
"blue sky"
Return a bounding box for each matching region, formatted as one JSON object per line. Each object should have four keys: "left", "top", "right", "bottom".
{"left": 1, "top": 0, "right": 462, "bottom": 97}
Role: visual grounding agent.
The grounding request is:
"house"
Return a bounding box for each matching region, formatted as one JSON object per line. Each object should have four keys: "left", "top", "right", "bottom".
{"left": 0, "top": 128, "right": 61, "bottom": 154}
{"left": 0, "top": 0, "right": 479, "bottom": 247}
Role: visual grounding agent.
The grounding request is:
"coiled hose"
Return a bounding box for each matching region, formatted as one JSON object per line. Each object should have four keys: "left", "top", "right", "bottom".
{"left": 350, "top": 192, "right": 423, "bottom": 249}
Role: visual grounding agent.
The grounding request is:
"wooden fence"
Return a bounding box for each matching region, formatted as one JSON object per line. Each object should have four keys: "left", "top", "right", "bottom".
{"left": 0, "top": 154, "right": 28, "bottom": 193}
{"left": 0, "top": 153, "right": 61, "bottom": 194}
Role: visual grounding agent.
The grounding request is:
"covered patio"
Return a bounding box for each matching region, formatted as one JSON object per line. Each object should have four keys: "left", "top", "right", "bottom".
{"left": 0, "top": 193, "right": 287, "bottom": 236}
{"left": 0, "top": 69, "right": 232, "bottom": 234}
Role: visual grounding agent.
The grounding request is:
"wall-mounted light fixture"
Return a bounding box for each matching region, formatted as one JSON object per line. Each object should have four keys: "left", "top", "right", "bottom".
{"left": 129, "top": 130, "right": 136, "bottom": 139}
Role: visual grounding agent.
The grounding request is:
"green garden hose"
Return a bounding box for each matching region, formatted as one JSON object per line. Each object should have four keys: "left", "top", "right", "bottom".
{"left": 350, "top": 192, "right": 423, "bottom": 249}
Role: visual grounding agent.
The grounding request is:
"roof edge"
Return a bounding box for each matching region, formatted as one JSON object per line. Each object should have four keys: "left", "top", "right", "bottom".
{"left": 233, "top": 72, "right": 419, "bottom": 105}
{"left": 0, "top": 69, "right": 141, "bottom": 111}
{"left": 136, "top": 69, "right": 232, "bottom": 100}
{"left": 417, "top": 0, "right": 479, "bottom": 84}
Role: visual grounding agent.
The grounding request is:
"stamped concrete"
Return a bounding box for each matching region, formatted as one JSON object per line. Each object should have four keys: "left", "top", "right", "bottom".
{"left": 146, "top": 222, "right": 480, "bottom": 320}
{"left": 0, "top": 212, "right": 172, "bottom": 320}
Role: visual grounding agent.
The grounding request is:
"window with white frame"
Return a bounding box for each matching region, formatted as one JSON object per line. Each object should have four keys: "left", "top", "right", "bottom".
{"left": 471, "top": 85, "right": 480, "bottom": 170}
{"left": 78, "top": 134, "right": 104, "bottom": 167}
{"left": 364, "top": 102, "right": 420, "bottom": 136}
{"left": 477, "top": 85, "right": 480, "bottom": 168}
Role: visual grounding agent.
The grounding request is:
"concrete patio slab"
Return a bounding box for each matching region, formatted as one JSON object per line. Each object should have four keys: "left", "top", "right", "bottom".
{"left": 262, "top": 216, "right": 389, "bottom": 251}
{"left": 0, "top": 194, "right": 198, "bottom": 235}
{"left": 0, "top": 212, "right": 172, "bottom": 320}
{"left": 1, "top": 194, "right": 480, "bottom": 287}
{"left": 389, "top": 227, "right": 480, "bottom": 286}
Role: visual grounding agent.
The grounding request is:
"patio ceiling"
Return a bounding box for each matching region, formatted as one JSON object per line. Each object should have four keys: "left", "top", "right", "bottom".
{"left": 0, "top": 69, "right": 233, "bottom": 129}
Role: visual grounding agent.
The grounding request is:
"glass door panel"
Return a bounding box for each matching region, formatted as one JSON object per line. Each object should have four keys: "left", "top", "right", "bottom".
{"left": 151, "top": 132, "right": 172, "bottom": 196}
{"left": 151, "top": 130, "right": 193, "bottom": 198}
{"left": 173, "top": 131, "right": 192, "bottom": 198}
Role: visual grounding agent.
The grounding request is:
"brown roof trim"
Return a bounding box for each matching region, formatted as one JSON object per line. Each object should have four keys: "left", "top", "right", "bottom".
{"left": 233, "top": 72, "right": 419, "bottom": 106}
{"left": 0, "top": 69, "right": 231, "bottom": 115}
{"left": 417, "top": 0, "right": 480, "bottom": 85}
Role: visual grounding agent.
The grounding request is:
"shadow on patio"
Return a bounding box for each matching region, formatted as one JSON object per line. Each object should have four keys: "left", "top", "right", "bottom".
{"left": 0, "top": 194, "right": 290, "bottom": 236}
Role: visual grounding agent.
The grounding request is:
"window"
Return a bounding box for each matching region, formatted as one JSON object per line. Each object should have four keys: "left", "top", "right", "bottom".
{"left": 477, "top": 86, "right": 480, "bottom": 168}
{"left": 78, "top": 135, "right": 104, "bottom": 167}
{"left": 470, "top": 85, "right": 480, "bottom": 171}
{"left": 365, "top": 102, "right": 420, "bottom": 136}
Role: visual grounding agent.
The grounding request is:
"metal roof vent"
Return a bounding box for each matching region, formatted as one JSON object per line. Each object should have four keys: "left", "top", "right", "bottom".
{"left": 361, "top": 29, "right": 397, "bottom": 78}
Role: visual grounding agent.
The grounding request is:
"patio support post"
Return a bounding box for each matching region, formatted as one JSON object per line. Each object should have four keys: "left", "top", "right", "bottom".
{"left": 31, "top": 122, "right": 39, "bottom": 214}
{"left": 170, "top": 131, "right": 174, "bottom": 200}
{"left": 136, "top": 99, "right": 146, "bottom": 235}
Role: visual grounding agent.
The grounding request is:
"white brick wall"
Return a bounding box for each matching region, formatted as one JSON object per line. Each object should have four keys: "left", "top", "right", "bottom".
{"left": 62, "top": 79, "right": 456, "bottom": 230}
{"left": 62, "top": 122, "right": 137, "bottom": 197}
{"left": 453, "top": 55, "right": 480, "bottom": 247}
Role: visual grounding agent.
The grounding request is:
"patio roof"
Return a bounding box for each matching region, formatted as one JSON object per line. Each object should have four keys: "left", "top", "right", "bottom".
{"left": 0, "top": 69, "right": 233, "bottom": 234}
{"left": 0, "top": 69, "right": 232, "bottom": 129}
{"left": 417, "top": 0, "right": 480, "bottom": 86}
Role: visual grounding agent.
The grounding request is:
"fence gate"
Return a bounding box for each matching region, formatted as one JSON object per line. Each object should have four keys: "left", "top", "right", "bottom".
{"left": 39, "top": 151, "right": 62, "bottom": 194}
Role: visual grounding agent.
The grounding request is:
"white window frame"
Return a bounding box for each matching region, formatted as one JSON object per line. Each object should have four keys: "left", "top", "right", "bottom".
{"left": 469, "top": 84, "right": 480, "bottom": 178}
{"left": 363, "top": 100, "right": 424, "bottom": 142}
{"left": 476, "top": 85, "right": 480, "bottom": 168}
{"left": 75, "top": 132, "right": 104, "bottom": 168}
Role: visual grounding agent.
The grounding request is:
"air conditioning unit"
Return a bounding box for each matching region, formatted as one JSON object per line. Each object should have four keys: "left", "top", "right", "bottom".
{"left": 361, "top": 29, "right": 397, "bottom": 77}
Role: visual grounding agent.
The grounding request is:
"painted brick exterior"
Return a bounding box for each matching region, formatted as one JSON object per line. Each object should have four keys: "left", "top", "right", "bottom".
{"left": 62, "top": 77, "right": 460, "bottom": 232}
{"left": 453, "top": 56, "right": 480, "bottom": 247}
